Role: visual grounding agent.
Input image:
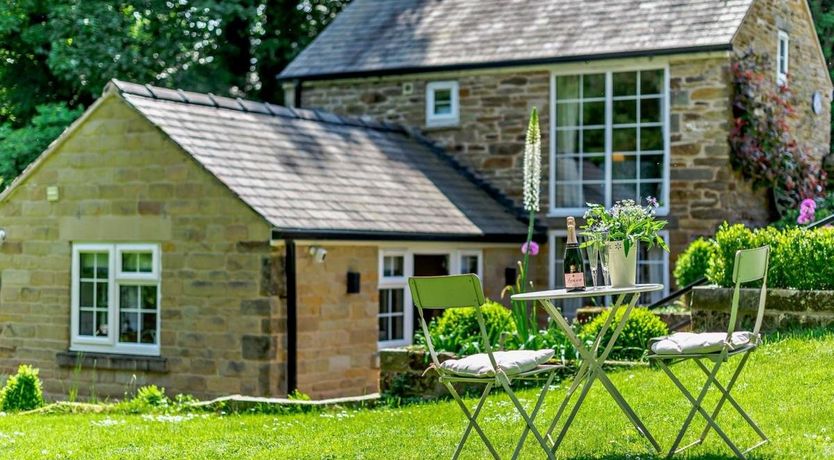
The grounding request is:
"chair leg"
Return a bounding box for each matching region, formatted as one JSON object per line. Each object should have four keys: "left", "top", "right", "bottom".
{"left": 694, "top": 354, "right": 768, "bottom": 445}
{"left": 511, "top": 371, "right": 558, "bottom": 459}
{"left": 497, "top": 374, "right": 556, "bottom": 460}
{"left": 544, "top": 360, "right": 591, "bottom": 441}
{"left": 659, "top": 359, "right": 747, "bottom": 459}
{"left": 444, "top": 382, "right": 500, "bottom": 460}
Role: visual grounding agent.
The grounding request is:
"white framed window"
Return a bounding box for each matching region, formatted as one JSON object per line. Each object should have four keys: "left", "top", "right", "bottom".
{"left": 547, "top": 231, "right": 669, "bottom": 318}
{"left": 777, "top": 31, "right": 790, "bottom": 85}
{"left": 426, "top": 81, "right": 460, "bottom": 127}
{"left": 457, "top": 250, "right": 483, "bottom": 276}
{"left": 71, "top": 243, "right": 161, "bottom": 356}
{"left": 378, "top": 251, "right": 411, "bottom": 348}
{"left": 377, "top": 248, "right": 483, "bottom": 348}
{"left": 549, "top": 67, "right": 669, "bottom": 217}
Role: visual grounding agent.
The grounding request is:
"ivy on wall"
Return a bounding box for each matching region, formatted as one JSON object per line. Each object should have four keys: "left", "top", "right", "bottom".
{"left": 729, "top": 50, "right": 827, "bottom": 215}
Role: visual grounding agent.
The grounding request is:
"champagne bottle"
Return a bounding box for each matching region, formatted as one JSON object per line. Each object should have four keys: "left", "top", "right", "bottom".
{"left": 563, "top": 217, "right": 586, "bottom": 292}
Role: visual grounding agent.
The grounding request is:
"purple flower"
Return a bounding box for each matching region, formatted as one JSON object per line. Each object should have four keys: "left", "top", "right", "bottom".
{"left": 521, "top": 241, "right": 540, "bottom": 256}
{"left": 646, "top": 196, "right": 659, "bottom": 208}
{"left": 801, "top": 198, "right": 817, "bottom": 211}
{"left": 798, "top": 212, "right": 813, "bottom": 225}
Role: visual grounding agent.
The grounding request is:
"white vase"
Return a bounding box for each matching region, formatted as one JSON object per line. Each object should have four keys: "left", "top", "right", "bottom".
{"left": 607, "top": 240, "right": 637, "bottom": 288}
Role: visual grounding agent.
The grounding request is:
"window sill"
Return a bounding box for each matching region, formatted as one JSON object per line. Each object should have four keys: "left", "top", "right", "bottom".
{"left": 425, "top": 120, "right": 460, "bottom": 130}
{"left": 56, "top": 351, "right": 168, "bottom": 373}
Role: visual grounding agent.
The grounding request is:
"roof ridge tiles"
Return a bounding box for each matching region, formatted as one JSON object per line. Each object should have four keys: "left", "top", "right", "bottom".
{"left": 110, "top": 78, "right": 406, "bottom": 133}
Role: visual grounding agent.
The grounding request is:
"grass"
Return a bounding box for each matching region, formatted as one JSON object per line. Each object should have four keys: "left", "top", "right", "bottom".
{"left": 0, "top": 329, "right": 832, "bottom": 459}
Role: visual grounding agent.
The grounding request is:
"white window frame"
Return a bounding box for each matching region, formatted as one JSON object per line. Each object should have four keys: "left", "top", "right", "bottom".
{"left": 777, "top": 31, "right": 790, "bottom": 86}
{"left": 377, "top": 248, "right": 483, "bottom": 349}
{"left": 71, "top": 243, "right": 161, "bottom": 356}
{"left": 378, "top": 250, "right": 412, "bottom": 348}
{"left": 547, "top": 230, "right": 669, "bottom": 303}
{"left": 426, "top": 81, "right": 460, "bottom": 128}
{"left": 548, "top": 65, "right": 671, "bottom": 218}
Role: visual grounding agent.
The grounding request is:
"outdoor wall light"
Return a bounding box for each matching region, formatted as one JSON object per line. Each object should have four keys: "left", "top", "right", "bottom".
{"left": 0, "top": 229, "right": 6, "bottom": 246}
{"left": 308, "top": 246, "right": 327, "bottom": 263}
{"left": 347, "top": 272, "right": 361, "bottom": 294}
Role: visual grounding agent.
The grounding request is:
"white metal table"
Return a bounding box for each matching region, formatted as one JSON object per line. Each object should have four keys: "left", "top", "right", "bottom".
{"left": 511, "top": 284, "right": 664, "bottom": 455}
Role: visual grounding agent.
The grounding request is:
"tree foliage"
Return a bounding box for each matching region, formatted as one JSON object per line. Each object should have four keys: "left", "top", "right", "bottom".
{"left": 0, "top": 0, "right": 348, "bottom": 184}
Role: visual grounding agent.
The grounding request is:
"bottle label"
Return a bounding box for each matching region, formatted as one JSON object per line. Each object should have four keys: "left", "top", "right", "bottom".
{"left": 564, "top": 272, "right": 585, "bottom": 288}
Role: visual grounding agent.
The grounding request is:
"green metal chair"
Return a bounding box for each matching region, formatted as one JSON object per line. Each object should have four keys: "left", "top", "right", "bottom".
{"left": 648, "top": 246, "right": 771, "bottom": 459}
{"left": 408, "top": 274, "right": 560, "bottom": 460}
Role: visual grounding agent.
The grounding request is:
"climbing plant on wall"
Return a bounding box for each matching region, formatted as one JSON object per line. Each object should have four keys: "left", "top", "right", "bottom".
{"left": 728, "top": 50, "right": 827, "bottom": 215}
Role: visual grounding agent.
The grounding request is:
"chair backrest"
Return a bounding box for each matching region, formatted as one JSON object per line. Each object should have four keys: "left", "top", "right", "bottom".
{"left": 408, "top": 274, "right": 495, "bottom": 371}
{"left": 728, "top": 246, "right": 770, "bottom": 338}
{"left": 408, "top": 274, "right": 486, "bottom": 310}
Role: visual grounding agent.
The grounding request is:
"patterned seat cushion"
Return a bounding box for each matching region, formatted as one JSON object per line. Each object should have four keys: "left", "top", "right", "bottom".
{"left": 439, "top": 349, "right": 554, "bottom": 377}
{"left": 650, "top": 332, "right": 757, "bottom": 355}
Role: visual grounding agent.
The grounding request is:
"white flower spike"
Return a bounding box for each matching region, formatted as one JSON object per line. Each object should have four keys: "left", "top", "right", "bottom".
{"left": 523, "top": 107, "right": 541, "bottom": 212}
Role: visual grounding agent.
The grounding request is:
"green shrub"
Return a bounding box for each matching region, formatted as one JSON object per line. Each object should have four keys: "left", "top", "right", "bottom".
{"left": 674, "top": 237, "right": 718, "bottom": 288}
{"left": 416, "top": 300, "right": 515, "bottom": 356}
{"left": 119, "top": 385, "right": 170, "bottom": 413}
{"left": 707, "top": 223, "right": 834, "bottom": 290}
{"left": 579, "top": 308, "right": 668, "bottom": 361}
{"left": 0, "top": 364, "right": 45, "bottom": 411}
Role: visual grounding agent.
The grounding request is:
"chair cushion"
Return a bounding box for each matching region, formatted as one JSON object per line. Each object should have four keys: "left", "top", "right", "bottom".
{"left": 439, "top": 349, "right": 554, "bottom": 378}
{"left": 650, "top": 331, "right": 758, "bottom": 355}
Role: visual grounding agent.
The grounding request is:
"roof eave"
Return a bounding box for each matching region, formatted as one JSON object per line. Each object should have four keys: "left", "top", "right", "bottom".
{"left": 277, "top": 44, "right": 734, "bottom": 82}
{"left": 271, "top": 228, "right": 547, "bottom": 244}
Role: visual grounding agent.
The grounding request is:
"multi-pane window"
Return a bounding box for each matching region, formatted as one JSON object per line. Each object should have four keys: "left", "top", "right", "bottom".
{"left": 777, "top": 31, "right": 789, "bottom": 85}
{"left": 378, "top": 288, "right": 405, "bottom": 343}
{"left": 458, "top": 251, "right": 482, "bottom": 276}
{"left": 378, "top": 253, "right": 408, "bottom": 346}
{"left": 551, "top": 69, "right": 668, "bottom": 215}
{"left": 426, "top": 81, "right": 460, "bottom": 127}
{"left": 549, "top": 231, "right": 668, "bottom": 318}
{"left": 72, "top": 244, "right": 161, "bottom": 355}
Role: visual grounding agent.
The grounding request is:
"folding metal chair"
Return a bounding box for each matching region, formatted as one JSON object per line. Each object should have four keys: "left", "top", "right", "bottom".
{"left": 409, "top": 274, "right": 561, "bottom": 460}
{"left": 648, "top": 246, "right": 771, "bottom": 459}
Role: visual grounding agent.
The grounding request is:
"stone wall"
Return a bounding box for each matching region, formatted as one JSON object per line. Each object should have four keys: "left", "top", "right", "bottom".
{"left": 0, "top": 95, "right": 286, "bottom": 400}
{"left": 733, "top": 0, "right": 833, "bottom": 161}
{"left": 666, "top": 55, "right": 772, "bottom": 272}
{"left": 295, "top": 244, "right": 379, "bottom": 399}
{"left": 691, "top": 286, "right": 834, "bottom": 331}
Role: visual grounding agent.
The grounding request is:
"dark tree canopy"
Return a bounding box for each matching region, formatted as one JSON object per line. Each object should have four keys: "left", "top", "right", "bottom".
{"left": 0, "top": 0, "right": 348, "bottom": 184}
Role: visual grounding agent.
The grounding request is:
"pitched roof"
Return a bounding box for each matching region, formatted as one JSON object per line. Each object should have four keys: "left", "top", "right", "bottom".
{"left": 106, "top": 80, "right": 529, "bottom": 241}
{"left": 280, "top": 0, "right": 753, "bottom": 80}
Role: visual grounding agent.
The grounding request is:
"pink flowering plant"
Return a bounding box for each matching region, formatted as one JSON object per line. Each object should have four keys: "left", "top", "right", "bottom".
{"left": 729, "top": 50, "right": 826, "bottom": 214}
{"left": 797, "top": 199, "right": 817, "bottom": 225}
{"left": 580, "top": 198, "right": 670, "bottom": 257}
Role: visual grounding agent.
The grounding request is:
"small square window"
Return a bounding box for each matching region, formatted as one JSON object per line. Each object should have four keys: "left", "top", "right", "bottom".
{"left": 383, "top": 255, "right": 404, "bottom": 278}
{"left": 426, "top": 81, "right": 459, "bottom": 127}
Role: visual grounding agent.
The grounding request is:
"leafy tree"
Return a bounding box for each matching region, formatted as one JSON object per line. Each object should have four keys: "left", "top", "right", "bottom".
{"left": 0, "top": 0, "right": 348, "bottom": 184}
{"left": 0, "top": 103, "right": 84, "bottom": 186}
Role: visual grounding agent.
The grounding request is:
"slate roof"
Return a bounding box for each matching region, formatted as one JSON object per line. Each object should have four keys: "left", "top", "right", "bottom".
{"left": 107, "top": 80, "right": 529, "bottom": 240}
{"left": 280, "top": 0, "right": 754, "bottom": 80}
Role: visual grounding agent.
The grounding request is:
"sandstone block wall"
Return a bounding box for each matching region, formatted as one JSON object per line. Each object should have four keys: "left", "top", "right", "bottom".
{"left": 295, "top": 244, "right": 379, "bottom": 399}
{"left": 733, "top": 0, "right": 833, "bottom": 161}
{"left": 0, "top": 95, "right": 286, "bottom": 400}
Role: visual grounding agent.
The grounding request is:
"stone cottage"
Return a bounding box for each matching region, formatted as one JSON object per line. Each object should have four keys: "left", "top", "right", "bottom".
{"left": 0, "top": 80, "right": 538, "bottom": 400}
{"left": 0, "top": 0, "right": 831, "bottom": 401}
{"left": 280, "top": 0, "right": 833, "bottom": 303}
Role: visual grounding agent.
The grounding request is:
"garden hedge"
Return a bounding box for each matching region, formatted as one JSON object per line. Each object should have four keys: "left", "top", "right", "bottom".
{"left": 702, "top": 223, "right": 834, "bottom": 290}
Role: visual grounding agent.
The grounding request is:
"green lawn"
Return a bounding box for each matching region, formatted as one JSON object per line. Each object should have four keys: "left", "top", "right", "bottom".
{"left": 0, "top": 330, "right": 832, "bottom": 459}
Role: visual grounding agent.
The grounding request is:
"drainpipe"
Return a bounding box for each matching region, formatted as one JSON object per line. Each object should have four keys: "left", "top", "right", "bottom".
{"left": 285, "top": 239, "right": 298, "bottom": 393}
